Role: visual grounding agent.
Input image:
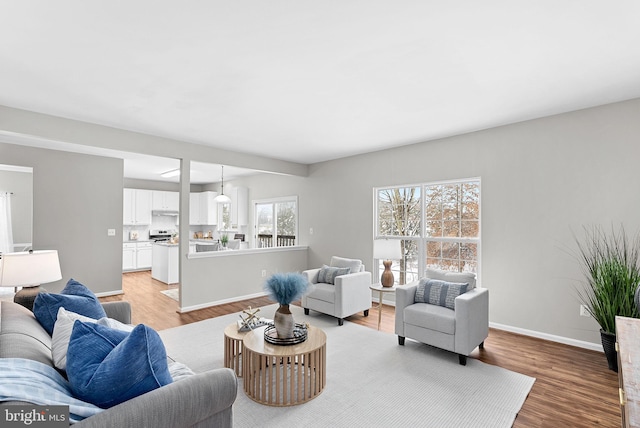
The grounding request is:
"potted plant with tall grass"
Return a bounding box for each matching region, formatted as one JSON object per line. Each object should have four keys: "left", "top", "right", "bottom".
{"left": 264, "top": 272, "right": 309, "bottom": 338}
{"left": 574, "top": 225, "right": 640, "bottom": 372}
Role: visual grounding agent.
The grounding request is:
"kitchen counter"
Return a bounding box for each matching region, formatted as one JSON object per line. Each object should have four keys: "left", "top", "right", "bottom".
{"left": 151, "top": 242, "right": 179, "bottom": 284}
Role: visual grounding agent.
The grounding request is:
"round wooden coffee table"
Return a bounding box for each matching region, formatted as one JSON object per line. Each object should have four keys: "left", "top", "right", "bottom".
{"left": 242, "top": 325, "right": 326, "bottom": 406}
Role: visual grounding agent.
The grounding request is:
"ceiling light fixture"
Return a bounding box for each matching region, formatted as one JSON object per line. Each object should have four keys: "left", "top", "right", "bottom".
{"left": 160, "top": 169, "right": 180, "bottom": 178}
{"left": 215, "top": 165, "right": 231, "bottom": 203}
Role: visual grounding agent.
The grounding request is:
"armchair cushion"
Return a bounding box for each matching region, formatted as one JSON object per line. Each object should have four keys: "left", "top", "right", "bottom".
{"left": 308, "top": 283, "right": 336, "bottom": 303}
{"left": 318, "top": 265, "right": 351, "bottom": 285}
{"left": 330, "top": 256, "right": 363, "bottom": 273}
{"left": 415, "top": 279, "right": 470, "bottom": 310}
{"left": 404, "top": 303, "right": 456, "bottom": 335}
{"left": 425, "top": 269, "right": 476, "bottom": 289}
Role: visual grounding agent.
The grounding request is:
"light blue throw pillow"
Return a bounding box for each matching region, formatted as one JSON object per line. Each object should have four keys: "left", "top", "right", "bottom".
{"left": 33, "top": 278, "right": 107, "bottom": 335}
{"left": 66, "top": 321, "right": 172, "bottom": 408}
{"left": 415, "top": 279, "right": 469, "bottom": 310}
{"left": 318, "top": 265, "right": 351, "bottom": 285}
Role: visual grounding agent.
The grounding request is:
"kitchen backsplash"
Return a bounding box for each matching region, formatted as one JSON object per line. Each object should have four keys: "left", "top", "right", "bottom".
{"left": 123, "top": 215, "right": 178, "bottom": 241}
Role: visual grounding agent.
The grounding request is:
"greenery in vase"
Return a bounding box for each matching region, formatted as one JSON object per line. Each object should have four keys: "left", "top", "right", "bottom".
{"left": 264, "top": 272, "right": 309, "bottom": 305}
{"left": 220, "top": 234, "right": 229, "bottom": 246}
{"left": 575, "top": 225, "right": 640, "bottom": 334}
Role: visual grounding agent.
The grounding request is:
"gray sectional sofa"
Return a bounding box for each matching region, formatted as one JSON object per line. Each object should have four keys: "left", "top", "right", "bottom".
{"left": 0, "top": 300, "right": 237, "bottom": 427}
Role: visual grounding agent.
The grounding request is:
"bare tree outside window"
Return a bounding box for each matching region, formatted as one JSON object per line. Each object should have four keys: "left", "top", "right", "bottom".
{"left": 425, "top": 181, "right": 479, "bottom": 272}
{"left": 375, "top": 179, "right": 480, "bottom": 283}
{"left": 377, "top": 187, "right": 421, "bottom": 285}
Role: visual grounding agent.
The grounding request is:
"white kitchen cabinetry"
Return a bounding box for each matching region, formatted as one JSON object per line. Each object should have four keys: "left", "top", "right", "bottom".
{"left": 136, "top": 242, "right": 153, "bottom": 269}
{"left": 122, "top": 243, "right": 136, "bottom": 270}
{"left": 152, "top": 191, "right": 179, "bottom": 211}
{"left": 123, "top": 242, "right": 153, "bottom": 271}
{"left": 123, "top": 189, "right": 152, "bottom": 225}
{"left": 200, "top": 191, "right": 218, "bottom": 225}
{"left": 189, "top": 191, "right": 218, "bottom": 225}
{"left": 189, "top": 193, "right": 200, "bottom": 225}
{"left": 230, "top": 187, "right": 248, "bottom": 227}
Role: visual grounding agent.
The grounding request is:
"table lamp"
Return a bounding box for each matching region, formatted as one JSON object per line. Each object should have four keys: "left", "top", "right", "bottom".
{"left": 0, "top": 250, "right": 62, "bottom": 311}
{"left": 373, "top": 239, "right": 401, "bottom": 287}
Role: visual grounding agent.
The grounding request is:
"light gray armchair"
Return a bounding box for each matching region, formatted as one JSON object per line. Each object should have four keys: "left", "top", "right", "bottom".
{"left": 302, "top": 256, "right": 372, "bottom": 326}
{"left": 395, "top": 269, "right": 488, "bottom": 365}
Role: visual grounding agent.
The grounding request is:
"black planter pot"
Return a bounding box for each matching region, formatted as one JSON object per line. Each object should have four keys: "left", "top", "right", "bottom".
{"left": 600, "top": 329, "right": 618, "bottom": 372}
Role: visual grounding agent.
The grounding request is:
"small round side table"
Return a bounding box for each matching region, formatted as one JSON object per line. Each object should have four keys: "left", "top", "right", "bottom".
{"left": 369, "top": 284, "right": 397, "bottom": 330}
{"left": 223, "top": 323, "right": 251, "bottom": 377}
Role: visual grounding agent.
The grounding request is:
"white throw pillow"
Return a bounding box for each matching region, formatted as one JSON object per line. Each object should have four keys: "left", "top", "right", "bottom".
{"left": 52, "top": 307, "right": 97, "bottom": 370}
{"left": 51, "top": 307, "right": 134, "bottom": 370}
{"left": 330, "top": 256, "right": 362, "bottom": 274}
{"left": 425, "top": 268, "right": 476, "bottom": 289}
{"left": 168, "top": 361, "right": 196, "bottom": 382}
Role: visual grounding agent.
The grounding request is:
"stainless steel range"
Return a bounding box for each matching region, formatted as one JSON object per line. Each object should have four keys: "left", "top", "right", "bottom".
{"left": 149, "top": 229, "right": 175, "bottom": 242}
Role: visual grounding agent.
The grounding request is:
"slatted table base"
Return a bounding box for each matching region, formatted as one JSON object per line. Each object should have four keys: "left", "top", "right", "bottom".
{"left": 242, "top": 326, "right": 326, "bottom": 406}
{"left": 224, "top": 323, "right": 250, "bottom": 377}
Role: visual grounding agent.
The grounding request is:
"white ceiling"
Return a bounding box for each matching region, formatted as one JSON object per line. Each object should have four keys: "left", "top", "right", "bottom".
{"left": 2, "top": 1, "right": 640, "bottom": 173}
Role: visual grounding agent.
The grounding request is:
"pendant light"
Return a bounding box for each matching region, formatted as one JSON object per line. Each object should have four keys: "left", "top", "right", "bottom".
{"left": 214, "top": 165, "right": 231, "bottom": 203}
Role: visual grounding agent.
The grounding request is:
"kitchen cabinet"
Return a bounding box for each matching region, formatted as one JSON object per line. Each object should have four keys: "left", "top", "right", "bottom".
{"left": 123, "top": 189, "right": 152, "bottom": 225}
{"left": 152, "top": 190, "right": 179, "bottom": 211}
{"left": 122, "top": 243, "right": 136, "bottom": 270}
{"left": 189, "top": 191, "right": 218, "bottom": 225}
{"left": 189, "top": 193, "right": 200, "bottom": 225}
{"left": 123, "top": 242, "right": 153, "bottom": 271}
{"left": 230, "top": 186, "right": 248, "bottom": 227}
{"left": 136, "top": 242, "right": 153, "bottom": 269}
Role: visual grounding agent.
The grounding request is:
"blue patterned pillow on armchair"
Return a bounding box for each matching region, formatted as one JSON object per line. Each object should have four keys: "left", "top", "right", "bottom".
{"left": 318, "top": 265, "right": 351, "bottom": 285}
{"left": 415, "top": 279, "right": 469, "bottom": 310}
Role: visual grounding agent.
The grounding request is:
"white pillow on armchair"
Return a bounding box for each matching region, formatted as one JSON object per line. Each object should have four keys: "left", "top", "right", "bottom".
{"left": 330, "top": 256, "right": 363, "bottom": 273}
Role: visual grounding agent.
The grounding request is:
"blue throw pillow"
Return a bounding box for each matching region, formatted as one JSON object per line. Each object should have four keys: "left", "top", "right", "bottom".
{"left": 66, "top": 321, "right": 172, "bottom": 408}
{"left": 415, "top": 279, "right": 469, "bottom": 310}
{"left": 33, "top": 278, "right": 107, "bottom": 335}
{"left": 318, "top": 265, "right": 351, "bottom": 285}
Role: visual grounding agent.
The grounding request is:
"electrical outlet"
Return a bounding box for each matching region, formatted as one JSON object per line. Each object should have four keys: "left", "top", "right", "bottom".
{"left": 580, "top": 304, "right": 590, "bottom": 317}
{"left": 261, "top": 270, "right": 267, "bottom": 278}
{"left": 107, "top": 229, "right": 116, "bottom": 236}
{"left": 309, "top": 227, "right": 314, "bottom": 235}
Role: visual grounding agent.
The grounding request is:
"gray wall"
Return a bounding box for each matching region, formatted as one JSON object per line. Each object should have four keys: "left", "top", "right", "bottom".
{"left": 181, "top": 248, "right": 307, "bottom": 310}
{"left": 2, "top": 98, "right": 640, "bottom": 347}
{"left": 0, "top": 143, "right": 123, "bottom": 294}
{"left": 295, "top": 98, "right": 640, "bottom": 346}
{"left": 0, "top": 169, "right": 33, "bottom": 246}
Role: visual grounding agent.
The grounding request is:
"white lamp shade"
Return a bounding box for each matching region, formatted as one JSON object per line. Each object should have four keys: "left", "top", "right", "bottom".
{"left": 0, "top": 250, "right": 62, "bottom": 287}
{"left": 373, "top": 239, "right": 401, "bottom": 260}
{"left": 215, "top": 193, "right": 231, "bottom": 203}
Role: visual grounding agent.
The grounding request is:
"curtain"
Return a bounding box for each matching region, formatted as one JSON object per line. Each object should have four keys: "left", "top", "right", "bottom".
{"left": 0, "top": 191, "right": 13, "bottom": 254}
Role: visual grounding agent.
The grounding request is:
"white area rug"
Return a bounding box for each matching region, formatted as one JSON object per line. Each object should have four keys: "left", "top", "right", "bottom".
{"left": 160, "top": 288, "right": 179, "bottom": 301}
{"left": 159, "top": 305, "right": 535, "bottom": 428}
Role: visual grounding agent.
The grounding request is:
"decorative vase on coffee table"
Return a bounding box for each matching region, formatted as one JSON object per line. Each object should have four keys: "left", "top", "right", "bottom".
{"left": 274, "top": 304, "right": 295, "bottom": 338}
{"left": 264, "top": 272, "right": 309, "bottom": 339}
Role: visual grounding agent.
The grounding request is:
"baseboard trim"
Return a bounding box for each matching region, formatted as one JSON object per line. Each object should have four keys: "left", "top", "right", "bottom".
{"left": 178, "top": 291, "right": 268, "bottom": 313}
{"left": 179, "top": 292, "right": 602, "bottom": 351}
{"left": 95, "top": 290, "right": 124, "bottom": 298}
{"left": 489, "top": 322, "right": 603, "bottom": 352}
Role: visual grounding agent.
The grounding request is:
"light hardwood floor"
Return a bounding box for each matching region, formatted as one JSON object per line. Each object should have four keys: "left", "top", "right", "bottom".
{"left": 101, "top": 271, "right": 621, "bottom": 428}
